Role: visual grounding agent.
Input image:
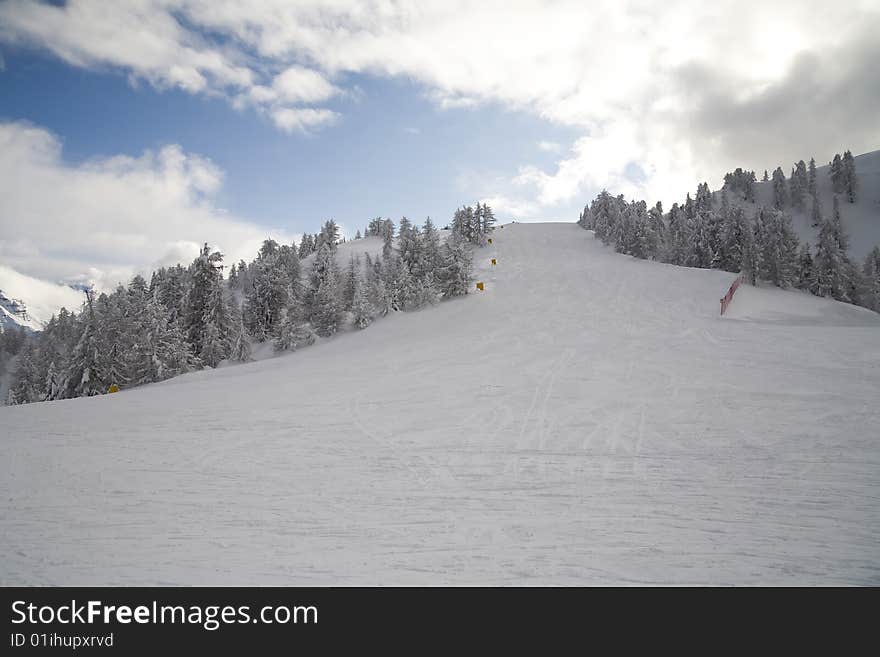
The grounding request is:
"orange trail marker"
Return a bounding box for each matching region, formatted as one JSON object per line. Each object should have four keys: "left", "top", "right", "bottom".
{"left": 476, "top": 282, "right": 484, "bottom": 291}
{"left": 488, "top": 238, "right": 493, "bottom": 244}
{"left": 108, "top": 384, "right": 120, "bottom": 394}
{"left": 491, "top": 258, "right": 496, "bottom": 265}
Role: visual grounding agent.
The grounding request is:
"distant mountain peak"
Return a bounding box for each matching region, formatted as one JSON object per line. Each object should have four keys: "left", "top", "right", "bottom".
{"left": 0, "top": 289, "right": 41, "bottom": 333}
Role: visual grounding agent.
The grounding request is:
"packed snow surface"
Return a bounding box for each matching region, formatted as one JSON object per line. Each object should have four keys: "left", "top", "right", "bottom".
{"left": 2, "top": 223, "right": 879, "bottom": 585}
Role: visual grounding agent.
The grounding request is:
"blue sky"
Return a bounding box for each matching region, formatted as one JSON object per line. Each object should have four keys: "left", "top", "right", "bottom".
{"left": 0, "top": 0, "right": 876, "bottom": 304}
{"left": 0, "top": 49, "right": 579, "bottom": 234}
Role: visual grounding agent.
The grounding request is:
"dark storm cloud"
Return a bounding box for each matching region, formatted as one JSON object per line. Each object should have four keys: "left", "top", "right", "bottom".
{"left": 677, "top": 25, "right": 880, "bottom": 171}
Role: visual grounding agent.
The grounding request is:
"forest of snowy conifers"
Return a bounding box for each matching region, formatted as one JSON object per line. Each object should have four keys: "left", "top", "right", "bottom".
{"left": 2, "top": 204, "right": 497, "bottom": 406}
{"left": 578, "top": 150, "right": 880, "bottom": 312}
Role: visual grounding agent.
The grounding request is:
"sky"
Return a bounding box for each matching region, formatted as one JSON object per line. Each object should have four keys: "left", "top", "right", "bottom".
{"left": 0, "top": 0, "right": 878, "bottom": 311}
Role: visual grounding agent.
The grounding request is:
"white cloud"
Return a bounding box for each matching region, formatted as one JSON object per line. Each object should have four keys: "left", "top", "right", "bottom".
{"left": 0, "top": 121, "right": 296, "bottom": 301}
{"left": 272, "top": 66, "right": 340, "bottom": 104}
{"left": 537, "top": 141, "right": 563, "bottom": 154}
{"left": 0, "top": 0, "right": 338, "bottom": 135}
{"left": 270, "top": 107, "right": 339, "bottom": 134}
{"left": 1, "top": 0, "right": 877, "bottom": 210}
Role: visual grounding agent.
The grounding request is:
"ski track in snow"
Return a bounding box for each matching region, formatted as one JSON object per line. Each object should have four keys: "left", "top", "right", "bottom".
{"left": 2, "top": 223, "right": 879, "bottom": 585}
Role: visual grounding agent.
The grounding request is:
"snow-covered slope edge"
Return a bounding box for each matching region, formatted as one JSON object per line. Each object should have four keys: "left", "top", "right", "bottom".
{"left": 1, "top": 223, "right": 878, "bottom": 585}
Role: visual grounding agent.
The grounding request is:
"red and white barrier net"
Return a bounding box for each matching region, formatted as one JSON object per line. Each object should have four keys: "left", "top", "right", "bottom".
{"left": 720, "top": 274, "right": 744, "bottom": 316}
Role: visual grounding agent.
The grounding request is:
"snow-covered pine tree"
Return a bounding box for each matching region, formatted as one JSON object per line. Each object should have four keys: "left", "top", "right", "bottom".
{"left": 298, "top": 233, "right": 312, "bottom": 258}
{"left": 591, "top": 191, "right": 619, "bottom": 245}
{"left": 351, "top": 268, "right": 375, "bottom": 329}
{"left": 438, "top": 231, "right": 472, "bottom": 298}
{"left": 741, "top": 213, "right": 760, "bottom": 286}
{"left": 62, "top": 295, "right": 108, "bottom": 398}
{"left": 645, "top": 201, "right": 665, "bottom": 260}
{"left": 278, "top": 243, "right": 302, "bottom": 299}
{"left": 133, "top": 296, "right": 199, "bottom": 384}
{"left": 341, "top": 253, "right": 360, "bottom": 311}
{"left": 307, "top": 241, "right": 342, "bottom": 336}
{"left": 578, "top": 204, "right": 592, "bottom": 229}
{"left": 381, "top": 222, "right": 395, "bottom": 260}
{"left": 829, "top": 153, "right": 844, "bottom": 193}
{"left": 229, "top": 306, "right": 252, "bottom": 362}
{"left": 810, "top": 191, "right": 823, "bottom": 228}
{"left": 244, "top": 242, "right": 290, "bottom": 340}
{"left": 316, "top": 220, "right": 341, "bottom": 251}
{"left": 481, "top": 204, "right": 496, "bottom": 235}
{"left": 9, "top": 340, "right": 43, "bottom": 404}
{"left": 274, "top": 299, "right": 316, "bottom": 351}
{"left": 813, "top": 212, "right": 850, "bottom": 301}
{"left": 420, "top": 218, "right": 442, "bottom": 277}
{"left": 397, "top": 217, "right": 421, "bottom": 273}
{"left": 758, "top": 209, "right": 799, "bottom": 288}
{"left": 808, "top": 157, "right": 817, "bottom": 196}
{"left": 382, "top": 254, "right": 413, "bottom": 311}
{"left": 772, "top": 167, "right": 788, "bottom": 209}
{"left": 842, "top": 150, "right": 857, "bottom": 203}
{"left": 43, "top": 360, "right": 62, "bottom": 401}
{"left": 796, "top": 242, "right": 814, "bottom": 291}
{"left": 790, "top": 160, "right": 808, "bottom": 211}
{"left": 831, "top": 195, "right": 849, "bottom": 254}
{"left": 665, "top": 202, "right": 689, "bottom": 265}
{"left": 719, "top": 204, "right": 748, "bottom": 273}
{"left": 860, "top": 246, "right": 880, "bottom": 312}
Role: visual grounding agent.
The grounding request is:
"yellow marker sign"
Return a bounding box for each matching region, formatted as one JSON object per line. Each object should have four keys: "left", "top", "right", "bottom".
{"left": 476, "top": 282, "right": 484, "bottom": 291}
{"left": 108, "top": 384, "right": 120, "bottom": 394}
{"left": 488, "top": 238, "right": 493, "bottom": 244}
{"left": 491, "top": 258, "right": 496, "bottom": 265}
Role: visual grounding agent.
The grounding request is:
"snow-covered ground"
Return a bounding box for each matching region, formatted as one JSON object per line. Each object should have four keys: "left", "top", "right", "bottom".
{"left": 1, "top": 222, "right": 878, "bottom": 585}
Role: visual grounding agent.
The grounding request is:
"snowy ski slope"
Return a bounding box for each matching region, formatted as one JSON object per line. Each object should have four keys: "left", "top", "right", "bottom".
{"left": 1, "top": 223, "right": 879, "bottom": 584}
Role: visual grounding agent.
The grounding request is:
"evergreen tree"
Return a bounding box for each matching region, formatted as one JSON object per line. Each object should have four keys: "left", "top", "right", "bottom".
{"left": 274, "top": 301, "right": 316, "bottom": 351}
{"left": 183, "top": 243, "right": 232, "bottom": 365}
{"left": 645, "top": 201, "right": 665, "bottom": 260}
{"left": 796, "top": 243, "right": 814, "bottom": 291}
{"left": 772, "top": 167, "right": 788, "bottom": 209}
{"left": 808, "top": 157, "right": 817, "bottom": 196}
{"left": 829, "top": 153, "right": 844, "bottom": 193}
{"left": 814, "top": 214, "right": 850, "bottom": 301}
{"left": 63, "top": 299, "right": 107, "bottom": 398}
{"left": 244, "top": 242, "right": 290, "bottom": 340}
{"left": 438, "top": 231, "right": 473, "bottom": 298}
{"left": 860, "top": 246, "right": 880, "bottom": 312}
{"left": 810, "top": 190, "right": 823, "bottom": 227}
{"left": 741, "top": 214, "right": 760, "bottom": 286}
{"left": 307, "top": 242, "right": 342, "bottom": 336}
{"left": 419, "top": 218, "right": 443, "bottom": 278}
{"left": 351, "top": 269, "right": 375, "bottom": 329}
{"left": 842, "top": 150, "right": 857, "bottom": 203}
{"left": 133, "top": 297, "right": 198, "bottom": 384}
{"left": 665, "top": 203, "right": 689, "bottom": 265}
{"left": 229, "top": 307, "right": 253, "bottom": 362}
{"left": 480, "top": 204, "right": 496, "bottom": 235}
{"left": 719, "top": 205, "right": 748, "bottom": 273}
{"left": 9, "top": 340, "right": 43, "bottom": 404}
{"left": 382, "top": 254, "right": 413, "bottom": 311}
{"left": 341, "top": 253, "right": 360, "bottom": 311}
{"left": 790, "top": 160, "right": 808, "bottom": 211}
{"left": 758, "top": 209, "right": 799, "bottom": 288}
{"left": 831, "top": 195, "right": 849, "bottom": 253}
